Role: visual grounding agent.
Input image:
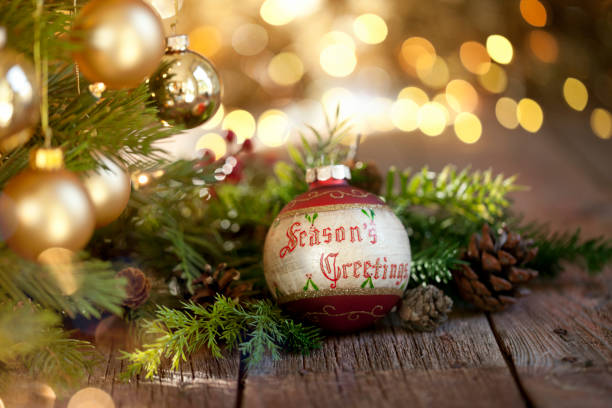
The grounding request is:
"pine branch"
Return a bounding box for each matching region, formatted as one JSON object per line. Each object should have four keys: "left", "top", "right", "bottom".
{"left": 120, "top": 296, "right": 323, "bottom": 379}
{"left": 410, "top": 244, "right": 465, "bottom": 286}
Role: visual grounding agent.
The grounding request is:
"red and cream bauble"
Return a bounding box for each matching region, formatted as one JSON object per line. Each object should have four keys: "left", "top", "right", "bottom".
{"left": 263, "top": 165, "right": 411, "bottom": 332}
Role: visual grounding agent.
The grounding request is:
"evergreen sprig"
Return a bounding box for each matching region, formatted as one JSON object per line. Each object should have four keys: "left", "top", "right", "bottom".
{"left": 410, "top": 244, "right": 465, "bottom": 286}
{"left": 120, "top": 296, "right": 323, "bottom": 379}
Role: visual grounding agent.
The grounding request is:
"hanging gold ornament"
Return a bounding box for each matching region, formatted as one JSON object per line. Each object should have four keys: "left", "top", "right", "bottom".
{"left": 81, "top": 154, "right": 131, "bottom": 227}
{"left": 0, "top": 47, "right": 40, "bottom": 153}
{"left": 148, "top": 35, "right": 222, "bottom": 128}
{"left": 0, "top": 148, "right": 95, "bottom": 260}
{"left": 72, "top": 0, "right": 165, "bottom": 90}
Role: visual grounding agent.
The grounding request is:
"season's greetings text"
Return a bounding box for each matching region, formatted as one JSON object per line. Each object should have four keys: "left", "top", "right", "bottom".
{"left": 278, "top": 220, "right": 409, "bottom": 288}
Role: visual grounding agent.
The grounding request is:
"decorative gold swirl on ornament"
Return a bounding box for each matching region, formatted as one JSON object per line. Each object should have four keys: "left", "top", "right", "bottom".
{"left": 277, "top": 203, "right": 388, "bottom": 220}
{"left": 282, "top": 188, "right": 375, "bottom": 211}
{"left": 303, "top": 304, "right": 386, "bottom": 322}
{"left": 278, "top": 287, "right": 403, "bottom": 303}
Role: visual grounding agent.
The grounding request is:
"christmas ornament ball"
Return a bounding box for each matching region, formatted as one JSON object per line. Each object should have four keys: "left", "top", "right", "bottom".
{"left": 0, "top": 48, "right": 40, "bottom": 153}
{"left": 148, "top": 35, "right": 222, "bottom": 128}
{"left": 81, "top": 154, "right": 131, "bottom": 227}
{"left": 0, "top": 148, "right": 95, "bottom": 260}
{"left": 263, "top": 165, "right": 412, "bottom": 332}
{"left": 72, "top": 0, "right": 165, "bottom": 89}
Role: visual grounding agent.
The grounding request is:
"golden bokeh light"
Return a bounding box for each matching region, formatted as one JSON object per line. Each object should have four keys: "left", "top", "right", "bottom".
{"left": 520, "top": 0, "right": 547, "bottom": 27}
{"left": 67, "top": 387, "right": 114, "bottom": 408}
{"left": 268, "top": 52, "right": 304, "bottom": 86}
{"left": 445, "top": 79, "right": 478, "bottom": 113}
{"left": 399, "top": 37, "right": 436, "bottom": 76}
{"left": 232, "top": 24, "right": 268, "bottom": 56}
{"left": 222, "top": 110, "right": 256, "bottom": 143}
{"left": 260, "top": 0, "right": 295, "bottom": 26}
{"left": 195, "top": 132, "right": 227, "bottom": 159}
{"left": 517, "top": 98, "right": 544, "bottom": 133}
{"left": 321, "top": 87, "right": 353, "bottom": 113}
{"left": 398, "top": 86, "right": 429, "bottom": 106}
{"left": 365, "top": 97, "right": 394, "bottom": 132}
{"left": 590, "top": 108, "right": 611, "bottom": 139}
{"left": 495, "top": 97, "right": 519, "bottom": 129}
{"left": 38, "top": 247, "right": 79, "bottom": 296}
{"left": 144, "top": 0, "right": 183, "bottom": 19}
{"left": 528, "top": 30, "right": 558, "bottom": 63}
{"left": 454, "top": 112, "right": 482, "bottom": 144}
{"left": 418, "top": 102, "right": 447, "bottom": 136}
{"left": 433, "top": 93, "right": 454, "bottom": 125}
{"left": 353, "top": 13, "right": 388, "bottom": 44}
{"left": 391, "top": 99, "right": 420, "bottom": 131}
{"left": 257, "top": 109, "right": 290, "bottom": 147}
{"left": 416, "top": 56, "right": 449, "bottom": 89}
{"left": 477, "top": 63, "right": 508, "bottom": 93}
{"left": 189, "top": 25, "right": 222, "bottom": 57}
{"left": 562, "top": 78, "right": 588, "bottom": 111}
{"left": 321, "top": 31, "right": 356, "bottom": 50}
{"left": 320, "top": 44, "right": 357, "bottom": 77}
{"left": 459, "top": 41, "right": 491, "bottom": 75}
{"left": 201, "top": 104, "right": 224, "bottom": 129}
{"left": 486, "top": 34, "right": 514, "bottom": 65}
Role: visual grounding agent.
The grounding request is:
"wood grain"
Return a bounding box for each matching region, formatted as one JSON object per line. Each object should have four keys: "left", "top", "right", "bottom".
{"left": 242, "top": 312, "right": 525, "bottom": 408}
{"left": 488, "top": 267, "right": 612, "bottom": 408}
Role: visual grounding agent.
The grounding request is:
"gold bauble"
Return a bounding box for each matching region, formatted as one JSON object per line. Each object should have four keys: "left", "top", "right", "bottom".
{"left": 72, "top": 0, "right": 166, "bottom": 89}
{"left": 0, "top": 148, "right": 95, "bottom": 260}
{"left": 0, "top": 48, "right": 40, "bottom": 153}
{"left": 82, "top": 154, "right": 131, "bottom": 227}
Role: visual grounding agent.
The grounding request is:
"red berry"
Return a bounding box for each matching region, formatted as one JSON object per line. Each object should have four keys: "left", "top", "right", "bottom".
{"left": 225, "top": 130, "right": 236, "bottom": 143}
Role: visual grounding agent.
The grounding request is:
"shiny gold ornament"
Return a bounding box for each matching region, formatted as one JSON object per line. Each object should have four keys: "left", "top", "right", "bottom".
{"left": 82, "top": 154, "right": 131, "bottom": 227}
{"left": 148, "top": 35, "right": 222, "bottom": 128}
{"left": 0, "top": 48, "right": 40, "bottom": 153}
{"left": 0, "top": 148, "right": 95, "bottom": 260}
{"left": 72, "top": 0, "right": 165, "bottom": 89}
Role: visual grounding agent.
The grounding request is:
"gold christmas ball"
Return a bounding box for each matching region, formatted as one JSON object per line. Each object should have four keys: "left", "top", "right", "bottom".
{"left": 72, "top": 0, "right": 166, "bottom": 89}
{"left": 0, "top": 48, "right": 40, "bottom": 153}
{"left": 0, "top": 149, "right": 95, "bottom": 260}
{"left": 149, "top": 35, "right": 222, "bottom": 128}
{"left": 82, "top": 154, "right": 131, "bottom": 227}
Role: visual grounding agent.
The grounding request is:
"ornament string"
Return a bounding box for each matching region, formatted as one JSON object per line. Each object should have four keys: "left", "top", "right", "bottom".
{"left": 172, "top": 0, "right": 180, "bottom": 35}
{"left": 73, "top": 0, "right": 80, "bottom": 95}
{"left": 34, "top": 0, "right": 51, "bottom": 147}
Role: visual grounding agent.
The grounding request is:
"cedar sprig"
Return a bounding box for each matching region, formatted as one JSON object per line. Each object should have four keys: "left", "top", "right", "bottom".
{"left": 120, "top": 296, "right": 323, "bottom": 379}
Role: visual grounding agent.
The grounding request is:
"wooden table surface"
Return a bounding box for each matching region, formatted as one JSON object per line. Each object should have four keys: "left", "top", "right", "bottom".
{"left": 57, "top": 107, "right": 612, "bottom": 407}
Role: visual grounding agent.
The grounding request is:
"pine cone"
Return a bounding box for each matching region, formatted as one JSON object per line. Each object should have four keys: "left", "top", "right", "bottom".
{"left": 117, "top": 267, "right": 151, "bottom": 309}
{"left": 452, "top": 224, "right": 539, "bottom": 312}
{"left": 345, "top": 160, "right": 383, "bottom": 194}
{"left": 399, "top": 284, "right": 453, "bottom": 332}
{"left": 191, "top": 263, "right": 252, "bottom": 305}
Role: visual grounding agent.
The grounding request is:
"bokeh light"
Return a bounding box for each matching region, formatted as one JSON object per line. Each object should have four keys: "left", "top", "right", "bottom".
{"left": 416, "top": 56, "right": 449, "bottom": 89}
{"left": 454, "top": 112, "right": 482, "bottom": 144}
{"left": 520, "top": 0, "right": 547, "bottom": 27}
{"left": 486, "top": 35, "right": 514, "bottom": 65}
{"left": 201, "top": 104, "right": 225, "bottom": 129}
{"left": 517, "top": 98, "right": 543, "bottom": 133}
{"left": 433, "top": 93, "right": 454, "bottom": 124}
{"left": 353, "top": 14, "right": 388, "bottom": 44}
{"left": 391, "top": 99, "right": 420, "bottom": 132}
{"left": 189, "top": 26, "right": 222, "bottom": 57}
{"left": 320, "top": 44, "right": 357, "bottom": 77}
{"left": 67, "top": 387, "right": 114, "bottom": 408}
{"left": 399, "top": 37, "right": 436, "bottom": 76}
{"left": 232, "top": 24, "right": 268, "bottom": 56}
{"left": 495, "top": 97, "right": 519, "bottom": 129}
{"left": 418, "top": 102, "right": 447, "bottom": 136}
{"left": 257, "top": 110, "right": 290, "bottom": 147}
{"left": 445, "top": 79, "right": 478, "bottom": 113}
{"left": 321, "top": 87, "right": 353, "bottom": 115}
{"left": 562, "top": 78, "right": 588, "bottom": 111}
{"left": 144, "top": 0, "right": 183, "bottom": 19}
{"left": 260, "top": 0, "right": 295, "bottom": 26}
{"left": 195, "top": 132, "right": 227, "bottom": 159}
{"left": 590, "top": 108, "right": 611, "bottom": 139}
{"left": 528, "top": 30, "right": 558, "bottom": 63}
{"left": 459, "top": 41, "right": 491, "bottom": 75}
{"left": 365, "top": 97, "right": 394, "bottom": 132}
{"left": 222, "top": 110, "right": 256, "bottom": 143}
{"left": 38, "top": 248, "right": 79, "bottom": 296}
{"left": 398, "top": 86, "right": 429, "bottom": 106}
{"left": 268, "top": 52, "right": 304, "bottom": 86}
{"left": 478, "top": 63, "right": 508, "bottom": 93}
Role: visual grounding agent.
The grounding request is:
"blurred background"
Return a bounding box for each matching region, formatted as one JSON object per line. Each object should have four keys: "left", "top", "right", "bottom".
{"left": 148, "top": 0, "right": 611, "bottom": 234}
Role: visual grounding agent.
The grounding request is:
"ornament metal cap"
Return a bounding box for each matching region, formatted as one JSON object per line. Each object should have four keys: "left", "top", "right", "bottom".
{"left": 29, "top": 147, "right": 64, "bottom": 170}
{"left": 166, "top": 34, "right": 189, "bottom": 52}
{"left": 305, "top": 164, "right": 351, "bottom": 183}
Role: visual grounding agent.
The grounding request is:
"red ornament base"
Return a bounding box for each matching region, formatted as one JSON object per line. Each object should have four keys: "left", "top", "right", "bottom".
{"left": 283, "top": 292, "right": 401, "bottom": 332}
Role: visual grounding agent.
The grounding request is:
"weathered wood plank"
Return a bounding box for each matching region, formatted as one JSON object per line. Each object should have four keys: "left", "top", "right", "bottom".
{"left": 488, "top": 267, "right": 612, "bottom": 408}
{"left": 54, "top": 316, "right": 240, "bottom": 408}
{"left": 242, "top": 312, "right": 525, "bottom": 408}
